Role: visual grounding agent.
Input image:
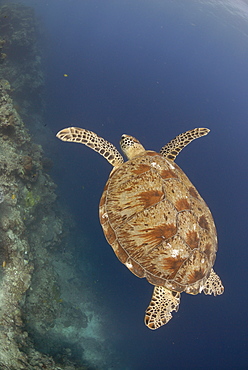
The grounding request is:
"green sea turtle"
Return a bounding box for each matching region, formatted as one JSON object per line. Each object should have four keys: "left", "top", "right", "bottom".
{"left": 56, "top": 127, "right": 224, "bottom": 330}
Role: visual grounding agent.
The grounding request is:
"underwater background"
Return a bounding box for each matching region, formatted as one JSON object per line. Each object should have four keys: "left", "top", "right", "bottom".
{"left": 0, "top": 0, "right": 248, "bottom": 369}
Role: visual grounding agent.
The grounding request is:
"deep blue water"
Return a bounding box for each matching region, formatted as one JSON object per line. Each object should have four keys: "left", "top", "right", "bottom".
{"left": 16, "top": 0, "right": 248, "bottom": 368}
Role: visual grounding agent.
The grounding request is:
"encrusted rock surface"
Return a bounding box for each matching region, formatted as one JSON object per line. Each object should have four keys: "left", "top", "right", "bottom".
{"left": 0, "top": 79, "right": 70, "bottom": 369}
{"left": 0, "top": 3, "right": 116, "bottom": 370}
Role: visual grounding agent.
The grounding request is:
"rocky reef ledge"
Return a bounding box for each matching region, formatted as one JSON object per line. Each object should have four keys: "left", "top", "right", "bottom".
{"left": 0, "top": 79, "right": 113, "bottom": 370}
{"left": 0, "top": 80, "right": 60, "bottom": 368}
{"left": 0, "top": 3, "right": 118, "bottom": 369}
{"left": 0, "top": 57, "right": 115, "bottom": 370}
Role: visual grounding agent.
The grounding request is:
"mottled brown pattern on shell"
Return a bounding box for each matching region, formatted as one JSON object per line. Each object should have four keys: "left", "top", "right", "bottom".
{"left": 99, "top": 151, "right": 217, "bottom": 293}
{"left": 102, "top": 220, "right": 116, "bottom": 244}
{"left": 144, "top": 236, "right": 192, "bottom": 282}
{"left": 202, "top": 243, "right": 212, "bottom": 259}
{"left": 190, "top": 197, "right": 217, "bottom": 238}
{"left": 105, "top": 168, "right": 165, "bottom": 230}
{"left": 160, "top": 257, "right": 185, "bottom": 276}
{"left": 188, "top": 186, "right": 200, "bottom": 199}
{"left": 146, "top": 273, "right": 168, "bottom": 288}
{"left": 175, "top": 198, "right": 191, "bottom": 211}
{"left": 173, "top": 249, "right": 209, "bottom": 286}
{"left": 198, "top": 230, "right": 217, "bottom": 265}
{"left": 116, "top": 200, "right": 177, "bottom": 253}
{"left": 126, "top": 258, "right": 146, "bottom": 278}
{"left": 186, "top": 230, "right": 199, "bottom": 249}
{"left": 199, "top": 215, "right": 209, "bottom": 231}
{"left": 159, "top": 169, "right": 178, "bottom": 179}
{"left": 132, "top": 164, "right": 150, "bottom": 175}
{"left": 99, "top": 191, "right": 106, "bottom": 207}
{"left": 138, "top": 190, "right": 164, "bottom": 208}
{"left": 140, "top": 223, "right": 177, "bottom": 245}
{"left": 146, "top": 151, "right": 158, "bottom": 156}
{"left": 165, "top": 178, "right": 190, "bottom": 209}
{"left": 111, "top": 239, "right": 129, "bottom": 264}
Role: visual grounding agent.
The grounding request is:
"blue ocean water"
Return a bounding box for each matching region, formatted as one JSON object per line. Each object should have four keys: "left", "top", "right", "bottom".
{"left": 15, "top": 0, "right": 248, "bottom": 368}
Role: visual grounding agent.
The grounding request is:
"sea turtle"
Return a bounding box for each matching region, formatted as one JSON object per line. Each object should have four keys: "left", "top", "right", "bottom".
{"left": 56, "top": 126, "right": 224, "bottom": 330}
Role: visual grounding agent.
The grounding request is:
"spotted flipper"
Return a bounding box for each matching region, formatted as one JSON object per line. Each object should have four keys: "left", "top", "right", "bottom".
{"left": 56, "top": 127, "right": 124, "bottom": 167}
{"left": 203, "top": 269, "right": 224, "bottom": 296}
{"left": 144, "top": 286, "right": 181, "bottom": 330}
{"left": 160, "top": 128, "right": 210, "bottom": 161}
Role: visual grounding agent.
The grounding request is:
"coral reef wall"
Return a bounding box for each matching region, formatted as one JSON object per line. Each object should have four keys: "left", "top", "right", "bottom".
{"left": 0, "top": 79, "right": 61, "bottom": 369}
{"left": 0, "top": 3, "right": 44, "bottom": 121}
{"left": 0, "top": 3, "right": 115, "bottom": 369}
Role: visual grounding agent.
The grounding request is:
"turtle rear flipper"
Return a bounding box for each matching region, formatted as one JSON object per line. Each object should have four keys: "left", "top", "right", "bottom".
{"left": 203, "top": 269, "right": 224, "bottom": 296}
{"left": 144, "top": 286, "right": 181, "bottom": 330}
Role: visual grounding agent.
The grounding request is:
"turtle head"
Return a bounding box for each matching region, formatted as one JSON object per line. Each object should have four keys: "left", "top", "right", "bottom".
{"left": 120, "top": 134, "right": 145, "bottom": 160}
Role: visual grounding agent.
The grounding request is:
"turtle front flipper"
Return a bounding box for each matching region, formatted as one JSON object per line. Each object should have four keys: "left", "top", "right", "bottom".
{"left": 56, "top": 127, "right": 124, "bottom": 167}
{"left": 144, "top": 286, "right": 181, "bottom": 330}
{"left": 160, "top": 128, "right": 210, "bottom": 161}
{"left": 203, "top": 268, "right": 224, "bottom": 296}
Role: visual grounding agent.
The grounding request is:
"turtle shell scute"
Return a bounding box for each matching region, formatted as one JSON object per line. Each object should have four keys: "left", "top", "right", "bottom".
{"left": 99, "top": 151, "right": 217, "bottom": 293}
